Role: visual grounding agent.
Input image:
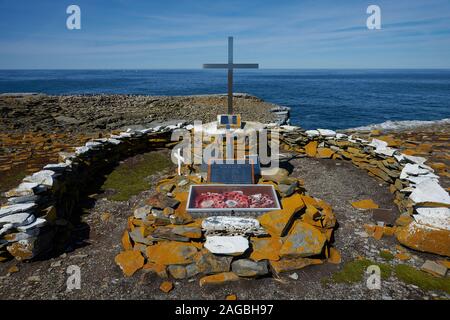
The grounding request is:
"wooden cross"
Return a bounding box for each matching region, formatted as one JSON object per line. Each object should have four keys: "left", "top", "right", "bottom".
{"left": 203, "top": 37, "right": 259, "bottom": 114}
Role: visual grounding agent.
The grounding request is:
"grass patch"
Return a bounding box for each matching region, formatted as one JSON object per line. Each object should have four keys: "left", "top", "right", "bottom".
{"left": 331, "top": 258, "right": 392, "bottom": 284}
{"left": 395, "top": 264, "right": 450, "bottom": 294}
{"left": 101, "top": 152, "right": 171, "bottom": 201}
{"left": 379, "top": 250, "right": 395, "bottom": 261}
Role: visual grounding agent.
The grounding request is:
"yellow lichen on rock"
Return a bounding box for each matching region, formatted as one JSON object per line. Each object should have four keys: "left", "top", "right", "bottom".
{"left": 115, "top": 250, "right": 145, "bottom": 277}
{"left": 351, "top": 199, "right": 379, "bottom": 210}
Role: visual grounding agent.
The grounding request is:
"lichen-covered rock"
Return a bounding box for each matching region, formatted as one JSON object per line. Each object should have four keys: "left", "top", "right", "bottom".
{"left": 199, "top": 272, "right": 240, "bottom": 287}
{"left": 258, "top": 193, "right": 305, "bottom": 237}
{"left": 146, "top": 242, "right": 198, "bottom": 265}
{"left": 194, "top": 250, "right": 233, "bottom": 274}
{"left": 115, "top": 250, "right": 145, "bottom": 277}
{"left": 396, "top": 222, "right": 450, "bottom": 257}
{"left": 279, "top": 221, "right": 326, "bottom": 257}
{"left": 351, "top": 199, "right": 379, "bottom": 210}
{"left": 305, "top": 141, "right": 318, "bottom": 157}
{"left": 171, "top": 226, "right": 202, "bottom": 239}
{"left": 269, "top": 257, "right": 323, "bottom": 276}
{"left": 249, "top": 236, "right": 282, "bottom": 261}
{"left": 146, "top": 193, "right": 180, "bottom": 209}
{"left": 231, "top": 259, "right": 268, "bottom": 277}
{"left": 167, "top": 265, "right": 187, "bottom": 279}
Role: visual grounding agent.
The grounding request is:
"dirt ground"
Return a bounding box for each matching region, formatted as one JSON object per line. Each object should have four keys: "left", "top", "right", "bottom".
{"left": 1, "top": 154, "right": 446, "bottom": 300}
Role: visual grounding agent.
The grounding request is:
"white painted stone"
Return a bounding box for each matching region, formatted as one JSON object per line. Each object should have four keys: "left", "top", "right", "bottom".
{"left": 204, "top": 236, "right": 249, "bottom": 255}
{"left": 335, "top": 133, "right": 348, "bottom": 140}
{"left": 409, "top": 179, "right": 450, "bottom": 206}
{"left": 375, "top": 147, "right": 397, "bottom": 157}
{"left": 369, "top": 139, "right": 388, "bottom": 149}
{"left": 403, "top": 155, "right": 427, "bottom": 165}
{"left": 4, "top": 182, "right": 40, "bottom": 197}
{"left": 119, "top": 132, "right": 133, "bottom": 138}
{"left": 17, "top": 218, "right": 46, "bottom": 232}
{"left": 280, "top": 125, "right": 299, "bottom": 132}
{"left": 75, "top": 146, "right": 90, "bottom": 155}
{"left": 305, "top": 130, "right": 320, "bottom": 137}
{"left": 400, "top": 164, "right": 433, "bottom": 179}
{"left": 23, "top": 170, "right": 56, "bottom": 186}
{"left": 85, "top": 141, "right": 103, "bottom": 148}
{"left": 414, "top": 207, "right": 450, "bottom": 231}
{"left": 202, "top": 216, "right": 265, "bottom": 235}
{"left": 185, "top": 124, "right": 194, "bottom": 131}
{"left": 317, "top": 128, "right": 336, "bottom": 137}
{"left": 0, "top": 203, "right": 37, "bottom": 218}
{"left": 0, "top": 212, "right": 36, "bottom": 227}
{"left": 43, "top": 163, "right": 69, "bottom": 172}
{"left": 405, "top": 174, "right": 439, "bottom": 185}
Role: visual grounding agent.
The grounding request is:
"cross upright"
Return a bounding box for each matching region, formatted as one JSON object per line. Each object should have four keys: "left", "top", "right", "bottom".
{"left": 203, "top": 37, "right": 259, "bottom": 114}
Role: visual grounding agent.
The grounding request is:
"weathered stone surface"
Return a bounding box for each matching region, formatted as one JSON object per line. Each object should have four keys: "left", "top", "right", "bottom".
{"left": 328, "top": 247, "right": 341, "bottom": 264}
{"left": 231, "top": 259, "right": 268, "bottom": 277}
{"left": 351, "top": 199, "right": 379, "bottom": 210}
{"left": 204, "top": 236, "right": 249, "bottom": 256}
{"left": 396, "top": 213, "right": 414, "bottom": 227}
{"left": 269, "top": 257, "right": 323, "bottom": 276}
{"left": 250, "top": 236, "right": 282, "bottom": 261}
{"left": 258, "top": 193, "right": 305, "bottom": 237}
{"left": 305, "top": 141, "right": 318, "bottom": 157}
{"left": 421, "top": 260, "right": 447, "bottom": 277}
{"left": 147, "top": 193, "right": 180, "bottom": 209}
{"left": 280, "top": 221, "right": 326, "bottom": 257}
{"left": 199, "top": 272, "right": 240, "bottom": 287}
{"left": 396, "top": 222, "right": 450, "bottom": 257}
{"left": 129, "top": 228, "right": 153, "bottom": 245}
{"left": 151, "top": 227, "right": 190, "bottom": 242}
{"left": 0, "top": 212, "right": 36, "bottom": 228}
{"left": 171, "top": 226, "right": 202, "bottom": 239}
{"left": 168, "top": 265, "right": 187, "bottom": 279}
{"left": 146, "top": 242, "right": 198, "bottom": 265}
{"left": 316, "top": 148, "right": 334, "bottom": 159}
{"left": 202, "top": 216, "right": 264, "bottom": 236}
{"left": 194, "top": 250, "right": 233, "bottom": 274}
{"left": 133, "top": 205, "right": 152, "bottom": 219}
{"left": 114, "top": 250, "right": 145, "bottom": 276}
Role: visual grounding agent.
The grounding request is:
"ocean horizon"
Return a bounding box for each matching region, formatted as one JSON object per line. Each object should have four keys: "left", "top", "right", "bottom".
{"left": 1, "top": 69, "right": 449, "bottom": 130}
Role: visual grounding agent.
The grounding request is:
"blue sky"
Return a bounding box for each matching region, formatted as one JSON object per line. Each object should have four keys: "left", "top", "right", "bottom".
{"left": 0, "top": 0, "right": 449, "bottom": 69}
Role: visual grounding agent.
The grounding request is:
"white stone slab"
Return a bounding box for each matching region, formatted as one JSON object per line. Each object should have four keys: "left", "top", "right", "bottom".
{"left": 409, "top": 179, "right": 450, "bottom": 206}
{"left": 317, "top": 129, "right": 336, "bottom": 137}
{"left": 0, "top": 212, "right": 36, "bottom": 227}
{"left": 202, "top": 216, "right": 264, "bottom": 235}
{"left": 17, "top": 218, "right": 46, "bottom": 232}
{"left": 0, "top": 203, "right": 37, "bottom": 218}
{"left": 414, "top": 207, "right": 450, "bottom": 231}
{"left": 305, "top": 130, "right": 320, "bottom": 137}
{"left": 23, "top": 170, "right": 56, "bottom": 186}
{"left": 204, "top": 235, "right": 249, "bottom": 255}
{"left": 400, "top": 163, "right": 433, "bottom": 179}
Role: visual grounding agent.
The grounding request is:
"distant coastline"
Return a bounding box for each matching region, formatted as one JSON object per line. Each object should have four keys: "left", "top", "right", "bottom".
{"left": 1, "top": 69, "right": 450, "bottom": 130}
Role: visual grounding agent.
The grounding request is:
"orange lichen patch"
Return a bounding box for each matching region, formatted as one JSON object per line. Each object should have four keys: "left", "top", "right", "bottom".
{"left": 174, "top": 191, "right": 189, "bottom": 203}
{"left": 396, "top": 222, "right": 450, "bottom": 257}
{"left": 269, "top": 257, "right": 323, "bottom": 275}
{"left": 250, "top": 236, "right": 283, "bottom": 261}
{"left": 121, "top": 231, "right": 133, "bottom": 250}
{"left": 437, "top": 260, "right": 450, "bottom": 269}
{"left": 377, "top": 135, "right": 401, "bottom": 147}
{"left": 364, "top": 224, "right": 376, "bottom": 236}
{"left": 6, "top": 242, "right": 33, "bottom": 261}
{"left": 395, "top": 214, "right": 414, "bottom": 227}
{"left": 328, "top": 247, "right": 341, "bottom": 264}
{"left": 159, "top": 281, "right": 174, "bottom": 293}
{"left": 199, "top": 272, "right": 240, "bottom": 287}
{"left": 304, "top": 141, "right": 318, "bottom": 157}
{"left": 114, "top": 250, "right": 145, "bottom": 277}
{"left": 316, "top": 148, "right": 334, "bottom": 159}
{"left": 258, "top": 193, "right": 305, "bottom": 237}
{"left": 146, "top": 241, "right": 198, "bottom": 265}
{"left": 301, "top": 195, "right": 319, "bottom": 208}
{"left": 279, "top": 221, "right": 327, "bottom": 257}
{"left": 373, "top": 226, "right": 384, "bottom": 240}
{"left": 351, "top": 199, "right": 379, "bottom": 210}
{"left": 383, "top": 226, "right": 396, "bottom": 237}
{"left": 226, "top": 294, "right": 237, "bottom": 300}
{"left": 395, "top": 253, "right": 411, "bottom": 261}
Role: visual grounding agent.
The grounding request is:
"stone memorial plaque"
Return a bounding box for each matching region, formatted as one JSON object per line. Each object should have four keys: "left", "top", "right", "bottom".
{"left": 208, "top": 161, "right": 254, "bottom": 184}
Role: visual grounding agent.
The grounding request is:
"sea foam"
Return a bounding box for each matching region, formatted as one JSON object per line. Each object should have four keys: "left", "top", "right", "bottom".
{"left": 348, "top": 118, "right": 450, "bottom": 131}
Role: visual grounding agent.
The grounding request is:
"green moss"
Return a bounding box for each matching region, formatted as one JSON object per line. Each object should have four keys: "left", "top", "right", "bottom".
{"left": 395, "top": 264, "right": 450, "bottom": 294}
{"left": 331, "top": 258, "right": 392, "bottom": 284}
{"left": 379, "top": 250, "right": 395, "bottom": 261}
{"left": 101, "top": 152, "right": 171, "bottom": 201}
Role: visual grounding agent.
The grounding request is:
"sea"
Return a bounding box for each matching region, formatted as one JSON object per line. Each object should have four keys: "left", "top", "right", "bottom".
{"left": 1, "top": 69, "right": 449, "bottom": 130}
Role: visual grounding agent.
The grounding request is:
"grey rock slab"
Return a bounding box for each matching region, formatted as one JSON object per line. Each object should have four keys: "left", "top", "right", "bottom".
{"left": 231, "top": 259, "right": 268, "bottom": 277}
{"left": 0, "top": 203, "right": 37, "bottom": 218}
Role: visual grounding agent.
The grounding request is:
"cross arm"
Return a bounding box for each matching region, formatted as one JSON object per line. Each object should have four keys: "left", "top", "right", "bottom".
{"left": 203, "top": 63, "right": 259, "bottom": 69}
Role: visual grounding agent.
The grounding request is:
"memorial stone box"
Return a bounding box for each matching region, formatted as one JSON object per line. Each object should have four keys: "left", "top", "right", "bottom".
{"left": 186, "top": 184, "right": 281, "bottom": 217}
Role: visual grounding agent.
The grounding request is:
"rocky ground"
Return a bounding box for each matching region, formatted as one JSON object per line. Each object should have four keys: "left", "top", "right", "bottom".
{"left": 0, "top": 153, "right": 447, "bottom": 300}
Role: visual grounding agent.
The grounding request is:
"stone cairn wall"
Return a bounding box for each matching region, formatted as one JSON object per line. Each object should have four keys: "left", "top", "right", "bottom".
{"left": 0, "top": 123, "right": 186, "bottom": 261}
{"left": 1, "top": 122, "right": 449, "bottom": 264}
{"left": 281, "top": 126, "right": 450, "bottom": 257}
